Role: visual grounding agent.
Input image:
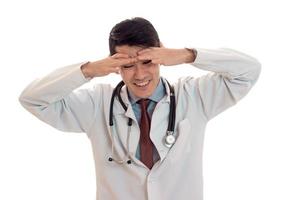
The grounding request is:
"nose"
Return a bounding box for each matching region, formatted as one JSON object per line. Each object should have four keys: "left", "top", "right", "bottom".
{"left": 134, "top": 64, "right": 147, "bottom": 80}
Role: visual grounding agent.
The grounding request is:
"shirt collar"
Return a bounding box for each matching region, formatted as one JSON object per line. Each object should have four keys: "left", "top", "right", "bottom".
{"left": 127, "top": 78, "right": 166, "bottom": 104}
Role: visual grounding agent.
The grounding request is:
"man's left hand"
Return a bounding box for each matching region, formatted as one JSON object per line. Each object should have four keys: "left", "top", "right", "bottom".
{"left": 137, "top": 47, "right": 195, "bottom": 66}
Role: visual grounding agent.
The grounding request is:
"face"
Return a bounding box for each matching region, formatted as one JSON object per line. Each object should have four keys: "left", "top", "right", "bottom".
{"left": 115, "top": 45, "right": 160, "bottom": 99}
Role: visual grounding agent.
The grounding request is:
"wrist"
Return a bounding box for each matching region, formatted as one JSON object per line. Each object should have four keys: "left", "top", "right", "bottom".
{"left": 184, "top": 48, "right": 196, "bottom": 63}
{"left": 81, "top": 62, "right": 94, "bottom": 79}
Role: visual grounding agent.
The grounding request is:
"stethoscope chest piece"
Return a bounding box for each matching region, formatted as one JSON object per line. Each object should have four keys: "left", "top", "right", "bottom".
{"left": 164, "top": 132, "right": 176, "bottom": 148}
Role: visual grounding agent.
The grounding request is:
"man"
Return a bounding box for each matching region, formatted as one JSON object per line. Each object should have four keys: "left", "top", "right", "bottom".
{"left": 19, "top": 17, "right": 261, "bottom": 200}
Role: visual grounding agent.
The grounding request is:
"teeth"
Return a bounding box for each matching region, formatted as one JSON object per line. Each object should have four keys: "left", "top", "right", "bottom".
{"left": 135, "top": 81, "right": 149, "bottom": 87}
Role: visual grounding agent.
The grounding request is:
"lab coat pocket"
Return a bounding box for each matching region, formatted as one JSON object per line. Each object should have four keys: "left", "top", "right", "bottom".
{"left": 166, "top": 118, "right": 192, "bottom": 163}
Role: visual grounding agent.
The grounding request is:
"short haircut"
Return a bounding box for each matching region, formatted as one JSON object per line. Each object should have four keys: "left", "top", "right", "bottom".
{"left": 109, "top": 17, "right": 160, "bottom": 55}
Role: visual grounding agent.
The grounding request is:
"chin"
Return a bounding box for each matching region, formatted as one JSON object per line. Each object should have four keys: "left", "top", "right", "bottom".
{"left": 135, "top": 92, "right": 151, "bottom": 99}
{"left": 130, "top": 86, "right": 155, "bottom": 99}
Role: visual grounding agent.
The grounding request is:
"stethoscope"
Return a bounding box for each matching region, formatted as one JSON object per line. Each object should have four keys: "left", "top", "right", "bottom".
{"left": 107, "top": 80, "right": 176, "bottom": 165}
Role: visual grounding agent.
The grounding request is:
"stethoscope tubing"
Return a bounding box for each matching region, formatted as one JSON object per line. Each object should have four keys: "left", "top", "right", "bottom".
{"left": 108, "top": 79, "right": 176, "bottom": 164}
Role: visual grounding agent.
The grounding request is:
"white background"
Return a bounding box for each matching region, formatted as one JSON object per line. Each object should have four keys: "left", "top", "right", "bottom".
{"left": 1, "top": 0, "right": 300, "bottom": 199}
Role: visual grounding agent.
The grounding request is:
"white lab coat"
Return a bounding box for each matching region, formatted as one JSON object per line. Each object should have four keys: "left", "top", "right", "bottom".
{"left": 19, "top": 48, "right": 261, "bottom": 200}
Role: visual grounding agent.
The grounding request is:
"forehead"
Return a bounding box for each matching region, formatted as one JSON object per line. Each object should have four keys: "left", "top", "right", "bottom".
{"left": 115, "top": 45, "right": 146, "bottom": 57}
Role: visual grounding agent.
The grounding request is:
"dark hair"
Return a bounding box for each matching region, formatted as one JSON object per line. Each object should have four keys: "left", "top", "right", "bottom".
{"left": 109, "top": 17, "right": 160, "bottom": 55}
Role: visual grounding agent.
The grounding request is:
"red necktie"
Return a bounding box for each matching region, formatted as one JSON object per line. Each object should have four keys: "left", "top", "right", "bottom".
{"left": 138, "top": 99, "right": 154, "bottom": 169}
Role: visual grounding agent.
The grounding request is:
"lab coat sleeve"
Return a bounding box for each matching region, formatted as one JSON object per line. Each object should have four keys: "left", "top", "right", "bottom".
{"left": 183, "top": 48, "right": 261, "bottom": 121}
{"left": 19, "top": 62, "right": 101, "bottom": 133}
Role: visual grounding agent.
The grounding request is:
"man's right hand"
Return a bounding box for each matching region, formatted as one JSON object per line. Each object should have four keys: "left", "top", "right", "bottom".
{"left": 81, "top": 53, "right": 138, "bottom": 79}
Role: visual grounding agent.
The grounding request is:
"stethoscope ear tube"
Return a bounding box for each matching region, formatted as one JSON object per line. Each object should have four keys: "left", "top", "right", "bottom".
{"left": 166, "top": 80, "right": 176, "bottom": 134}
{"left": 109, "top": 81, "right": 125, "bottom": 126}
{"left": 109, "top": 87, "right": 117, "bottom": 126}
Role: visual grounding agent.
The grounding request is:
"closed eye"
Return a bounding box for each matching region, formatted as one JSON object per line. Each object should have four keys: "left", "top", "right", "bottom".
{"left": 122, "top": 60, "right": 151, "bottom": 69}
{"left": 122, "top": 64, "right": 134, "bottom": 69}
{"left": 142, "top": 60, "right": 152, "bottom": 65}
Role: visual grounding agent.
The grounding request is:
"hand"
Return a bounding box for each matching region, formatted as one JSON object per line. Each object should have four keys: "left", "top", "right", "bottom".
{"left": 137, "top": 47, "right": 195, "bottom": 66}
{"left": 81, "top": 53, "right": 138, "bottom": 78}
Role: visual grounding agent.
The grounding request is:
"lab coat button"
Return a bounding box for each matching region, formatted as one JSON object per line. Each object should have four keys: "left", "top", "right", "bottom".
{"left": 148, "top": 177, "right": 156, "bottom": 183}
{"left": 159, "top": 149, "right": 165, "bottom": 153}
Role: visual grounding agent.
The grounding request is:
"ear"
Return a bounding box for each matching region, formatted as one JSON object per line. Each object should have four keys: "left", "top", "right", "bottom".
{"left": 159, "top": 42, "right": 165, "bottom": 48}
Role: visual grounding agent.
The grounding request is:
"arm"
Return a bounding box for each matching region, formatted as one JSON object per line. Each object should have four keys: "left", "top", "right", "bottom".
{"left": 19, "top": 54, "right": 137, "bottom": 133}
{"left": 19, "top": 62, "right": 99, "bottom": 133}
{"left": 137, "top": 47, "right": 261, "bottom": 120}
{"left": 186, "top": 48, "right": 261, "bottom": 120}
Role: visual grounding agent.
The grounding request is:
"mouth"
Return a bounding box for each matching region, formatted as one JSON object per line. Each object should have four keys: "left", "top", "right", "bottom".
{"left": 133, "top": 80, "right": 151, "bottom": 88}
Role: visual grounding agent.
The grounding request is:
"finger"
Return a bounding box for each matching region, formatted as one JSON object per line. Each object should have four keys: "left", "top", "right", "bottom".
{"left": 138, "top": 48, "right": 152, "bottom": 55}
{"left": 151, "top": 59, "right": 161, "bottom": 65}
{"left": 127, "top": 57, "right": 138, "bottom": 63}
{"left": 117, "top": 57, "right": 138, "bottom": 65}
{"left": 109, "top": 66, "right": 120, "bottom": 73}
{"left": 137, "top": 54, "right": 153, "bottom": 61}
{"left": 111, "top": 53, "right": 130, "bottom": 59}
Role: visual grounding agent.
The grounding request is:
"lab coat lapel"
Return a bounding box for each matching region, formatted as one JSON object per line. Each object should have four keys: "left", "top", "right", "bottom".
{"left": 118, "top": 85, "right": 137, "bottom": 123}
{"left": 150, "top": 100, "right": 170, "bottom": 161}
{"left": 150, "top": 78, "right": 172, "bottom": 161}
{"left": 114, "top": 86, "right": 142, "bottom": 165}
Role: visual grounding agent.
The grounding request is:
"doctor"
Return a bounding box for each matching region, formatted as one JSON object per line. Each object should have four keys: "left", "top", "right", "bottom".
{"left": 19, "top": 17, "right": 261, "bottom": 200}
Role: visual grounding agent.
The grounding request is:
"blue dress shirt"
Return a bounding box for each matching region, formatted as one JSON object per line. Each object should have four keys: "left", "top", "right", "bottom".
{"left": 127, "top": 78, "right": 166, "bottom": 163}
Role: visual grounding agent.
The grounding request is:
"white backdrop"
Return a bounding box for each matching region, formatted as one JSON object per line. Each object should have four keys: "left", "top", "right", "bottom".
{"left": 1, "top": 0, "right": 299, "bottom": 199}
